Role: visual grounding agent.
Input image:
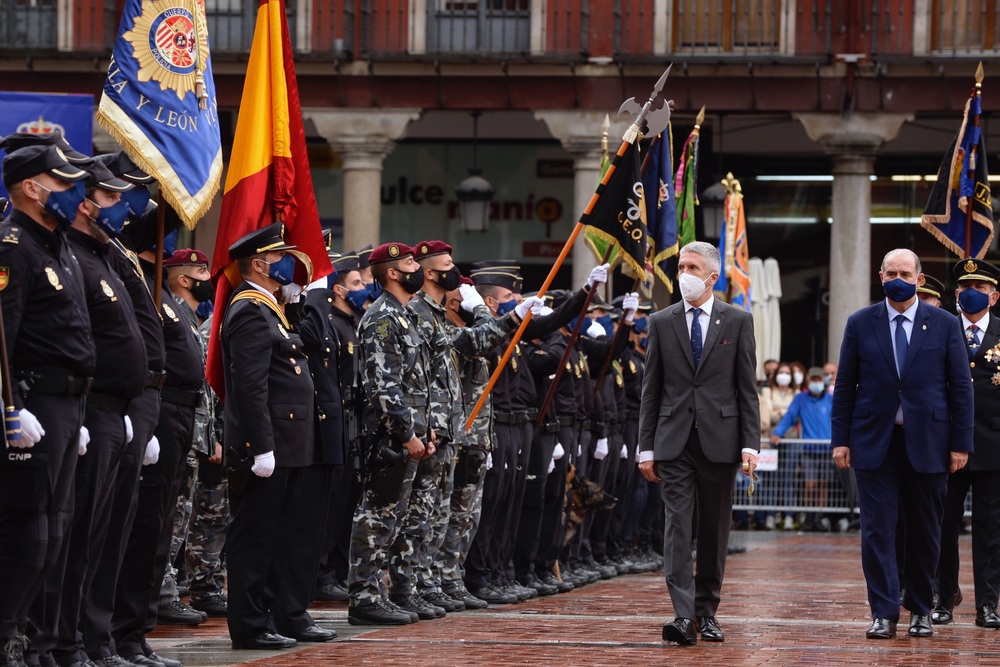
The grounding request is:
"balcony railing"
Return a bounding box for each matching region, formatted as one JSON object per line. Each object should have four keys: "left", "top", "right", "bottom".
{"left": 3, "top": 1, "right": 999, "bottom": 62}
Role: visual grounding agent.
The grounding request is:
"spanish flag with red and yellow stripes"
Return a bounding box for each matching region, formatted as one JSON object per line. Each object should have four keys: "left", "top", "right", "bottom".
{"left": 206, "top": 0, "right": 332, "bottom": 397}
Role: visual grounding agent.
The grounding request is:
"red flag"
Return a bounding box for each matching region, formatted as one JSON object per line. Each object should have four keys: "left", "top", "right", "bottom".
{"left": 206, "top": 0, "right": 333, "bottom": 398}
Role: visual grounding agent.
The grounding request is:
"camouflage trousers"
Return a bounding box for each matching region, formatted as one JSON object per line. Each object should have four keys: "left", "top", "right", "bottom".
{"left": 160, "top": 452, "right": 229, "bottom": 601}
{"left": 390, "top": 441, "right": 456, "bottom": 596}
{"left": 347, "top": 456, "right": 419, "bottom": 605}
{"left": 439, "top": 447, "right": 489, "bottom": 591}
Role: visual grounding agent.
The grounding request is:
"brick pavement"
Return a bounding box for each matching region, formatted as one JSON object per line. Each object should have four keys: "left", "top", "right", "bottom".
{"left": 148, "top": 531, "right": 999, "bottom": 666}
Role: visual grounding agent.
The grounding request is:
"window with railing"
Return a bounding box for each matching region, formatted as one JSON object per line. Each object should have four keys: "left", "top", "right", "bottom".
{"left": 206, "top": 0, "right": 297, "bottom": 53}
{"left": 428, "top": 0, "right": 531, "bottom": 55}
{"left": 929, "top": 0, "right": 1000, "bottom": 53}
{"left": 0, "top": 0, "right": 58, "bottom": 50}
{"left": 671, "top": 0, "right": 794, "bottom": 56}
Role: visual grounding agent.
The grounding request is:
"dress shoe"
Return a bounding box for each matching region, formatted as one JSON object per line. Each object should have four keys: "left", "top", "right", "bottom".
{"left": 470, "top": 585, "right": 516, "bottom": 605}
{"left": 726, "top": 544, "right": 747, "bottom": 555}
{"left": 347, "top": 600, "right": 413, "bottom": 626}
{"left": 520, "top": 574, "right": 558, "bottom": 597}
{"left": 930, "top": 605, "right": 953, "bottom": 625}
{"left": 292, "top": 625, "right": 336, "bottom": 642}
{"left": 65, "top": 661, "right": 99, "bottom": 667}
{"left": 697, "top": 616, "right": 724, "bottom": 642}
{"left": 120, "top": 654, "right": 166, "bottom": 667}
{"left": 146, "top": 653, "right": 182, "bottom": 667}
{"left": 390, "top": 594, "right": 446, "bottom": 620}
{"left": 538, "top": 571, "right": 574, "bottom": 593}
{"left": 230, "top": 631, "right": 297, "bottom": 650}
{"left": 189, "top": 593, "right": 228, "bottom": 617}
{"left": 865, "top": 618, "right": 897, "bottom": 639}
{"left": 662, "top": 617, "right": 697, "bottom": 645}
{"left": 976, "top": 604, "right": 1000, "bottom": 628}
{"left": 92, "top": 656, "right": 140, "bottom": 666}
{"left": 908, "top": 613, "right": 933, "bottom": 637}
{"left": 314, "top": 581, "right": 349, "bottom": 602}
{"left": 444, "top": 586, "right": 489, "bottom": 610}
{"left": 422, "top": 590, "right": 464, "bottom": 612}
{"left": 156, "top": 599, "right": 205, "bottom": 625}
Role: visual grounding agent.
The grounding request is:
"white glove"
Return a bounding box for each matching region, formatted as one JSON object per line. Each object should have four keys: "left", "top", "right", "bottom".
{"left": 577, "top": 444, "right": 582, "bottom": 457}
{"left": 594, "top": 437, "right": 609, "bottom": 460}
{"left": 553, "top": 442, "right": 565, "bottom": 460}
{"left": 459, "top": 284, "right": 485, "bottom": 312}
{"left": 539, "top": 306, "right": 553, "bottom": 317}
{"left": 514, "top": 296, "right": 545, "bottom": 319}
{"left": 279, "top": 283, "right": 304, "bottom": 303}
{"left": 143, "top": 435, "right": 160, "bottom": 466}
{"left": 486, "top": 453, "right": 494, "bottom": 471}
{"left": 124, "top": 415, "right": 133, "bottom": 444}
{"left": 620, "top": 444, "right": 628, "bottom": 459}
{"left": 585, "top": 321, "right": 606, "bottom": 339}
{"left": 548, "top": 457, "right": 556, "bottom": 474}
{"left": 622, "top": 292, "right": 639, "bottom": 323}
{"left": 587, "top": 263, "right": 610, "bottom": 289}
{"left": 78, "top": 426, "right": 90, "bottom": 457}
{"left": 18, "top": 408, "right": 45, "bottom": 447}
{"left": 306, "top": 276, "right": 328, "bottom": 292}
{"left": 252, "top": 451, "right": 276, "bottom": 478}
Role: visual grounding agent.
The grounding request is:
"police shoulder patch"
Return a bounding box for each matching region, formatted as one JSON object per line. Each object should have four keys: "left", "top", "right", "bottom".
{"left": 0, "top": 266, "right": 8, "bottom": 291}
{"left": 375, "top": 319, "right": 391, "bottom": 341}
{"left": 2, "top": 227, "right": 21, "bottom": 245}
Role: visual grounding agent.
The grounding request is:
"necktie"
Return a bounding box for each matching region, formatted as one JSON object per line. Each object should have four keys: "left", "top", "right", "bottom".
{"left": 894, "top": 314, "right": 908, "bottom": 377}
{"left": 691, "top": 307, "right": 703, "bottom": 368}
{"left": 968, "top": 324, "right": 981, "bottom": 353}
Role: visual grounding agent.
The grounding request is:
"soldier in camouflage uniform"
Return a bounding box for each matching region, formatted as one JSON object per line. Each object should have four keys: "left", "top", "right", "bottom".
{"left": 157, "top": 249, "right": 228, "bottom": 618}
{"left": 347, "top": 242, "right": 434, "bottom": 626}
{"left": 389, "top": 240, "right": 534, "bottom": 619}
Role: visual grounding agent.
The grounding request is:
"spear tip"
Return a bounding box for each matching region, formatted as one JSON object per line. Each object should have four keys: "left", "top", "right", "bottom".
{"left": 695, "top": 105, "right": 706, "bottom": 127}
{"left": 602, "top": 113, "right": 610, "bottom": 133}
{"left": 652, "top": 64, "right": 672, "bottom": 98}
{"left": 976, "top": 61, "right": 985, "bottom": 85}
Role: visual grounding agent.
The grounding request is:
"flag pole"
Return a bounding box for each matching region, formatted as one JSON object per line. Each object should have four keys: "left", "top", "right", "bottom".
{"left": 464, "top": 65, "right": 673, "bottom": 431}
{"left": 154, "top": 192, "right": 165, "bottom": 312}
{"left": 964, "top": 61, "right": 984, "bottom": 259}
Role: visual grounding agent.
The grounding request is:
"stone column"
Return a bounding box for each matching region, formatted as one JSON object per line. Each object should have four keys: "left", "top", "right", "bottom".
{"left": 535, "top": 110, "right": 626, "bottom": 290}
{"left": 795, "top": 113, "right": 912, "bottom": 362}
{"left": 304, "top": 108, "right": 421, "bottom": 251}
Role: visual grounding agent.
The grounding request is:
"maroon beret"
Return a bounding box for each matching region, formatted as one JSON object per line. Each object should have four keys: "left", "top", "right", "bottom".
{"left": 164, "top": 248, "right": 210, "bottom": 268}
{"left": 414, "top": 240, "right": 453, "bottom": 260}
{"left": 369, "top": 242, "right": 414, "bottom": 265}
{"left": 459, "top": 275, "right": 474, "bottom": 287}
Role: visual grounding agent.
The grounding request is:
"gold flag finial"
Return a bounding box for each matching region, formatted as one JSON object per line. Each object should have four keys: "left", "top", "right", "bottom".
{"left": 601, "top": 113, "right": 610, "bottom": 135}
{"left": 695, "top": 105, "right": 706, "bottom": 128}
{"left": 976, "top": 61, "right": 985, "bottom": 85}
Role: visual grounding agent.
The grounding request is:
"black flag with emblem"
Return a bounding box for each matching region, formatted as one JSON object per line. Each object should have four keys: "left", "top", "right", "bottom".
{"left": 579, "top": 139, "right": 648, "bottom": 277}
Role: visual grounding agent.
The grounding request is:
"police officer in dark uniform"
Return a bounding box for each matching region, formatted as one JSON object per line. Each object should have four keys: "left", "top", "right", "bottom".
{"left": 0, "top": 145, "right": 95, "bottom": 667}
{"left": 219, "top": 223, "right": 316, "bottom": 649}
{"left": 315, "top": 251, "right": 367, "bottom": 602}
{"left": 27, "top": 159, "right": 149, "bottom": 667}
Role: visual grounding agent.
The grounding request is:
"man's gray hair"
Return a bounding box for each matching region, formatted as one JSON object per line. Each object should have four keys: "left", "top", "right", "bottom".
{"left": 680, "top": 241, "right": 721, "bottom": 274}
{"left": 880, "top": 248, "right": 922, "bottom": 275}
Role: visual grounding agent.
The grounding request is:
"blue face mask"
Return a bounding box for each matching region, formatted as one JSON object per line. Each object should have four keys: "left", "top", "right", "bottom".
{"left": 91, "top": 199, "right": 130, "bottom": 237}
{"left": 195, "top": 300, "right": 214, "bottom": 320}
{"left": 883, "top": 277, "right": 917, "bottom": 302}
{"left": 120, "top": 186, "right": 151, "bottom": 218}
{"left": 344, "top": 287, "right": 369, "bottom": 313}
{"left": 496, "top": 298, "right": 517, "bottom": 316}
{"left": 596, "top": 314, "right": 614, "bottom": 337}
{"left": 639, "top": 337, "right": 647, "bottom": 350}
{"left": 366, "top": 281, "right": 383, "bottom": 302}
{"left": 263, "top": 254, "right": 296, "bottom": 285}
{"left": 568, "top": 316, "right": 592, "bottom": 332}
{"left": 959, "top": 287, "right": 991, "bottom": 314}
{"left": 632, "top": 317, "right": 649, "bottom": 333}
{"left": 36, "top": 180, "right": 85, "bottom": 226}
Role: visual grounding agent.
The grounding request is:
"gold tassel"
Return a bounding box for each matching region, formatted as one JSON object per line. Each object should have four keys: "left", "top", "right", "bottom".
{"left": 195, "top": 69, "right": 207, "bottom": 110}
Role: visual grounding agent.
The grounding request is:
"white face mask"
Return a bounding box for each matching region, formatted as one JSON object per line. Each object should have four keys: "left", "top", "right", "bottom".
{"left": 678, "top": 273, "right": 710, "bottom": 301}
{"left": 793, "top": 371, "right": 804, "bottom": 386}
{"left": 775, "top": 372, "right": 792, "bottom": 387}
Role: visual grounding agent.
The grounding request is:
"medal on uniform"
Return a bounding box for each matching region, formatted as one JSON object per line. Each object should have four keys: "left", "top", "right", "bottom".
{"left": 277, "top": 323, "right": 290, "bottom": 339}
{"left": 45, "top": 267, "right": 63, "bottom": 291}
{"left": 162, "top": 302, "right": 180, "bottom": 322}
{"left": 100, "top": 279, "right": 118, "bottom": 302}
{"left": 0, "top": 267, "right": 9, "bottom": 291}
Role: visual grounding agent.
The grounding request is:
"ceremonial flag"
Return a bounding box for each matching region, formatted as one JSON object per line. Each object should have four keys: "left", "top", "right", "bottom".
{"left": 584, "top": 115, "right": 623, "bottom": 268}
{"left": 714, "top": 173, "right": 751, "bottom": 311}
{"left": 580, "top": 139, "right": 649, "bottom": 278}
{"left": 97, "top": 0, "right": 222, "bottom": 228}
{"left": 920, "top": 67, "right": 993, "bottom": 259}
{"left": 206, "top": 0, "right": 333, "bottom": 397}
{"left": 675, "top": 112, "right": 703, "bottom": 249}
{"left": 643, "top": 128, "right": 678, "bottom": 291}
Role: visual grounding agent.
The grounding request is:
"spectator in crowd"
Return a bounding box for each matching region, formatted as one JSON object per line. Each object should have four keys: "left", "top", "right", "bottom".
{"left": 762, "top": 362, "right": 800, "bottom": 529}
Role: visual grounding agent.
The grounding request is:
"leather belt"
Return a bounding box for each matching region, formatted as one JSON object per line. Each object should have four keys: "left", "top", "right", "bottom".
{"left": 87, "top": 391, "right": 130, "bottom": 416}
{"left": 494, "top": 411, "right": 528, "bottom": 425}
{"left": 18, "top": 369, "right": 93, "bottom": 398}
{"left": 557, "top": 415, "right": 576, "bottom": 428}
{"left": 145, "top": 370, "right": 167, "bottom": 391}
{"left": 161, "top": 386, "right": 204, "bottom": 408}
{"left": 526, "top": 409, "right": 539, "bottom": 421}
{"left": 579, "top": 418, "right": 592, "bottom": 430}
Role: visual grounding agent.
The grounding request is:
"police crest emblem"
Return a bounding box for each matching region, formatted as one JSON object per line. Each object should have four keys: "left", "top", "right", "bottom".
{"left": 100, "top": 279, "right": 118, "bottom": 302}
{"left": 0, "top": 267, "right": 8, "bottom": 292}
{"left": 45, "top": 267, "right": 63, "bottom": 291}
{"left": 124, "top": 0, "right": 209, "bottom": 100}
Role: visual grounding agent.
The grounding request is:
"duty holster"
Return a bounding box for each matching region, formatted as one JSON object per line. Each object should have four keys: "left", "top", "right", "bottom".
{"left": 226, "top": 447, "right": 254, "bottom": 496}
{"left": 363, "top": 425, "right": 410, "bottom": 506}
{"left": 453, "top": 446, "right": 488, "bottom": 488}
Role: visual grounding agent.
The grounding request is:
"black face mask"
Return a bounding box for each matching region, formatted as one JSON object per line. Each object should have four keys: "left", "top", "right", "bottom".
{"left": 397, "top": 269, "right": 425, "bottom": 294}
{"left": 435, "top": 266, "right": 462, "bottom": 291}
{"left": 188, "top": 278, "right": 215, "bottom": 303}
{"left": 458, "top": 307, "right": 477, "bottom": 327}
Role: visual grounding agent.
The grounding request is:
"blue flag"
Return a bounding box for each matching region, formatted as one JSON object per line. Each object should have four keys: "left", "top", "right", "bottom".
{"left": 920, "top": 93, "right": 994, "bottom": 258}
{"left": 97, "top": 0, "right": 222, "bottom": 228}
{"left": 643, "top": 129, "right": 678, "bottom": 291}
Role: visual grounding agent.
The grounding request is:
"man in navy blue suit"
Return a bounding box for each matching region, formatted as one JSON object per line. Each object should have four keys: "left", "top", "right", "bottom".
{"left": 831, "top": 248, "right": 973, "bottom": 640}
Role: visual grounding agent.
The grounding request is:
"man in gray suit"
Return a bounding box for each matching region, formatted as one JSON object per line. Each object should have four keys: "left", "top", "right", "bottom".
{"left": 638, "top": 241, "right": 760, "bottom": 645}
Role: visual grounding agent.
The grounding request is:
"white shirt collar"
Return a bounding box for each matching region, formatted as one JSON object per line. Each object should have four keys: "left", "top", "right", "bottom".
{"left": 884, "top": 297, "right": 918, "bottom": 324}
{"left": 685, "top": 295, "right": 715, "bottom": 315}
{"left": 246, "top": 281, "right": 278, "bottom": 306}
{"left": 961, "top": 311, "right": 990, "bottom": 332}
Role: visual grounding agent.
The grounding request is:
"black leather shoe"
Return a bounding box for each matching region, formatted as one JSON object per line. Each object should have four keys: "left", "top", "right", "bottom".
{"left": 157, "top": 600, "right": 205, "bottom": 625}
{"left": 230, "top": 632, "right": 297, "bottom": 650}
{"left": 697, "top": 616, "right": 724, "bottom": 642}
{"left": 662, "top": 617, "right": 697, "bottom": 645}
{"left": 292, "top": 625, "right": 336, "bottom": 642}
{"left": 444, "top": 586, "right": 489, "bottom": 610}
{"left": 390, "top": 594, "right": 446, "bottom": 620}
{"left": 314, "top": 582, "right": 349, "bottom": 602}
{"left": 189, "top": 593, "right": 228, "bottom": 617}
{"left": 931, "top": 605, "right": 953, "bottom": 624}
{"left": 908, "top": 613, "right": 933, "bottom": 637}
{"left": 146, "top": 653, "right": 182, "bottom": 667}
{"left": 976, "top": 604, "right": 1000, "bottom": 628}
{"left": 470, "top": 585, "right": 516, "bottom": 605}
{"left": 422, "top": 590, "right": 464, "bottom": 612}
{"left": 348, "top": 600, "right": 413, "bottom": 626}
{"left": 119, "top": 655, "right": 165, "bottom": 667}
{"left": 865, "top": 618, "right": 897, "bottom": 639}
